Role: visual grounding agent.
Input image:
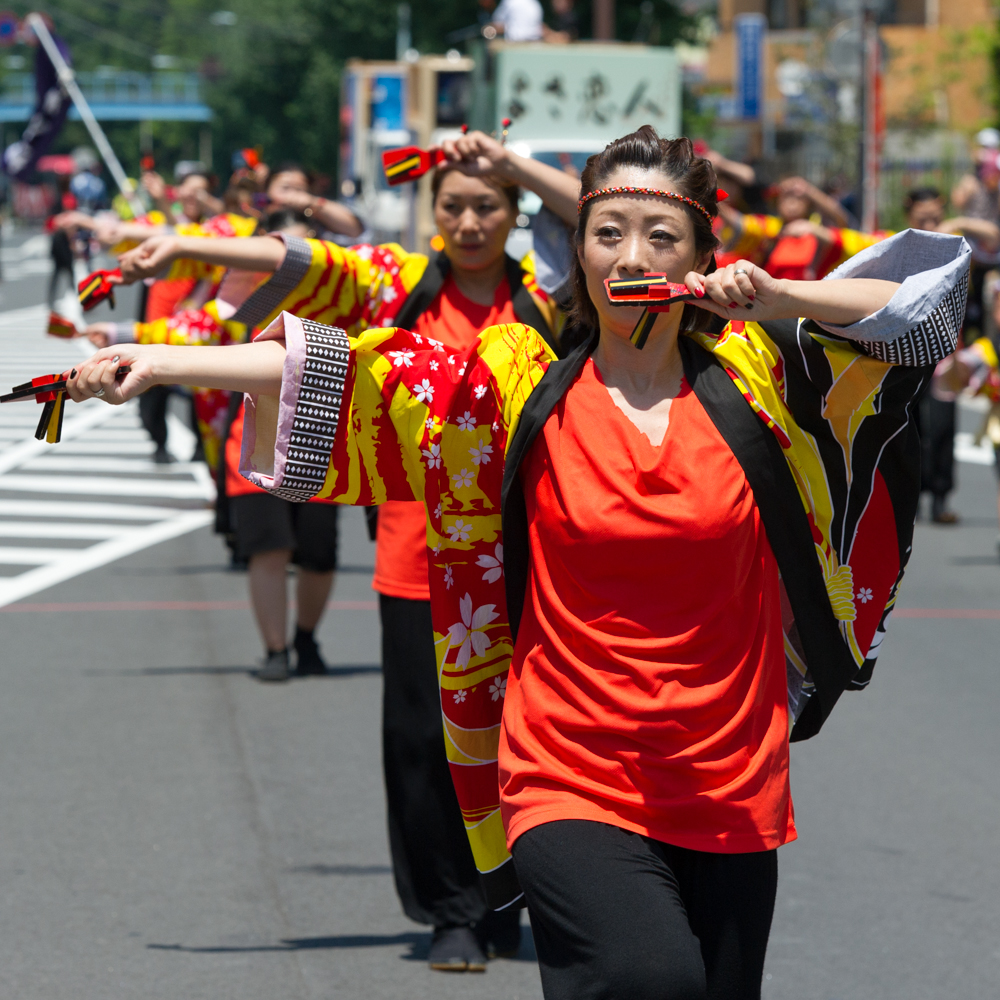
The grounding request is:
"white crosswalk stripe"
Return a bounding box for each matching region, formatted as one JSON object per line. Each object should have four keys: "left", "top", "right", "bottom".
{"left": 0, "top": 305, "right": 215, "bottom": 608}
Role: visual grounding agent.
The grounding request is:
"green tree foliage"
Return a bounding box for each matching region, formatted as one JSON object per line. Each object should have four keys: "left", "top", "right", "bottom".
{"left": 5, "top": 0, "right": 695, "bottom": 182}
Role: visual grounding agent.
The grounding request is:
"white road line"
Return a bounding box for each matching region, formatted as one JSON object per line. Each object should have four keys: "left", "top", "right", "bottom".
{"left": 22, "top": 456, "right": 208, "bottom": 476}
{"left": 0, "top": 510, "right": 214, "bottom": 608}
{"left": 0, "top": 401, "right": 123, "bottom": 475}
{"left": 51, "top": 441, "right": 162, "bottom": 455}
{"left": 0, "top": 546, "right": 65, "bottom": 564}
{"left": 0, "top": 522, "right": 122, "bottom": 539}
{"left": 955, "top": 431, "right": 995, "bottom": 466}
{"left": 0, "top": 499, "right": 180, "bottom": 520}
{"left": 0, "top": 308, "right": 218, "bottom": 605}
{"left": 0, "top": 475, "right": 214, "bottom": 499}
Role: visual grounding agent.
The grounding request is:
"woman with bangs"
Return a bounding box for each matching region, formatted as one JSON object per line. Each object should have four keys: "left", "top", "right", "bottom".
{"left": 67, "top": 126, "right": 968, "bottom": 999}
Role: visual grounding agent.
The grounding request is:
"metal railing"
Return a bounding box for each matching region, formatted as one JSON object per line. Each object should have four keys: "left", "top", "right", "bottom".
{"left": 0, "top": 70, "right": 206, "bottom": 109}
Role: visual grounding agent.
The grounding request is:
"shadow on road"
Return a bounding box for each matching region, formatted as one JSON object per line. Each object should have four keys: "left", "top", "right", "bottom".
{"left": 82, "top": 664, "right": 382, "bottom": 678}
{"left": 147, "top": 932, "right": 428, "bottom": 954}
{"left": 148, "top": 926, "right": 539, "bottom": 962}
{"left": 288, "top": 863, "right": 393, "bottom": 875}
{"left": 117, "top": 563, "right": 376, "bottom": 576}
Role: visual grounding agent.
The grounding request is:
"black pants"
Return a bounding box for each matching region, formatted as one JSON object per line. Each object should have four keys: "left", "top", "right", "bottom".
{"left": 139, "top": 387, "right": 202, "bottom": 456}
{"left": 513, "top": 820, "right": 777, "bottom": 1000}
{"left": 379, "top": 594, "right": 487, "bottom": 927}
{"left": 919, "top": 394, "right": 956, "bottom": 500}
{"left": 139, "top": 384, "right": 170, "bottom": 448}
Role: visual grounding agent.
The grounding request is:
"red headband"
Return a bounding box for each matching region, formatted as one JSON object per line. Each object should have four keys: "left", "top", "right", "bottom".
{"left": 577, "top": 186, "right": 728, "bottom": 222}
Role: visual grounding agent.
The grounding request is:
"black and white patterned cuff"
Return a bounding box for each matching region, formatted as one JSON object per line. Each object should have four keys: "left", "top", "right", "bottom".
{"left": 230, "top": 234, "right": 314, "bottom": 328}
{"left": 852, "top": 279, "right": 966, "bottom": 366}
{"left": 815, "top": 229, "right": 971, "bottom": 367}
{"left": 241, "top": 314, "right": 349, "bottom": 502}
{"left": 272, "top": 320, "right": 349, "bottom": 501}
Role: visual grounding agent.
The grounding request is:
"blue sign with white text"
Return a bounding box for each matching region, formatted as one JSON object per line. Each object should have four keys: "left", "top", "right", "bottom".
{"left": 735, "top": 13, "right": 766, "bottom": 121}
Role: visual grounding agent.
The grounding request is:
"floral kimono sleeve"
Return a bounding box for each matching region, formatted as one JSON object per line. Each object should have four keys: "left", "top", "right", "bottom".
{"left": 239, "top": 312, "right": 554, "bottom": 504}
{"left": 133, "top": 302, "right": 244, "bottom": 348}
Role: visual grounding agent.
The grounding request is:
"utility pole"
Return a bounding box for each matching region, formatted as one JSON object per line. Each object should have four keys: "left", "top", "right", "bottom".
{"left": 858, "top": 1, "right": 880, "bottom": 231}
{"left": 396, "top": 4, "right": 412, "bottom": 62}
{"left": 593, "top": 0, "right": 615, "bottom": 41}
{"left": 26, "top": 12, "right": 144, "bottom": 216}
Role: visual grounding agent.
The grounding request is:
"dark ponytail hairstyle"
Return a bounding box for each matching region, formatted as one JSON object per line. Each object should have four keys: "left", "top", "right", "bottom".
{"left": 571, "top": 126, "right": 721, "bottom": 335}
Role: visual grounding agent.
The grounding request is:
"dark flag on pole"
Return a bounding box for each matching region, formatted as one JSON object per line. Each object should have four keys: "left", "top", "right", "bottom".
{"left": 2, "top": 29, "right": 72, "bottom": 180}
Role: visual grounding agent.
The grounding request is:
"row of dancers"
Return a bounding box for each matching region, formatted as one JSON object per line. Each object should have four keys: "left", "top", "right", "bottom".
{"left": 51, "top": 126, "right": 980, "bottom": 996}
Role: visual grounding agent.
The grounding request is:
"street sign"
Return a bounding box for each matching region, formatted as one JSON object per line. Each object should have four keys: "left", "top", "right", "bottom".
{"left": 0, "top": 12, "right": 18, "bottom": 46}
{"left": 735, "top": 13, "right": 766, "bottom": 121}
{"left": 493, "top": 44, "right": 680, "bottom": 147}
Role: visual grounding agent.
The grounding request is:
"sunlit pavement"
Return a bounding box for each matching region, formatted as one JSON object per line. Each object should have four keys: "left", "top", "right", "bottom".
{"left": 0, "top": 276, "right": 998, "bottom": 998}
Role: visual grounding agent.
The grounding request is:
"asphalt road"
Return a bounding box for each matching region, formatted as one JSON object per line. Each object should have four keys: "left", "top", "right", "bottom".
{"left": 0, "top": 254, "right": 999, "bottom": 999}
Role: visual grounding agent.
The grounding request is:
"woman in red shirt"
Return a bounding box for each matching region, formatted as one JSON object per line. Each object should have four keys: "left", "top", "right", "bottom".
{"left": 69, "top": 128, "right": 964, "bottom": 1000}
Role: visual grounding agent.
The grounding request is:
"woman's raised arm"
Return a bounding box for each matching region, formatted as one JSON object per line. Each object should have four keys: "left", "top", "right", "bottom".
{"left": 439, "top": 131, "right": 580, "bottom": 225}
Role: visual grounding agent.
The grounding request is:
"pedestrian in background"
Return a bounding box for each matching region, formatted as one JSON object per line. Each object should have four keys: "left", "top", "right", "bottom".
{"left": 905, "top": 186, "right": 1000, "bottom": 522}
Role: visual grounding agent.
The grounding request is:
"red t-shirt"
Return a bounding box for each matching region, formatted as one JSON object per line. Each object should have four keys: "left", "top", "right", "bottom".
{"left": 499, "top": 358, "right": 796, "bottom": 853}
{"left": 372, "top": 274, "right": 519, "bottom": 600}
{"left": 224, "top": 401, "right": 334, "bottom": 506}
{"left": 225, "top": 401, "right": 261, "bottom": 497}
{"left": 145, "top": 278, "right": 198, "bottom": 321}
{"left": 763, "top": 233, "right": 840, "bottom": 282}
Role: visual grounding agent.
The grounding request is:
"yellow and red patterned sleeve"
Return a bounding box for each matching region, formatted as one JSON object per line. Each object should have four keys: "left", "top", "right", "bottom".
{"left": 108, "top": 210, "right": 170, "bottom": 255}
{"left": 821, "top": 228, "right": 894, "bottom": 276}
{"left": 217, "top": 236, "right": 425, "bottom": 335}
{"left": 238, "top": 313, "right": 554, "bottom": 504}
{"left": 719, "top": 213, "right": 783, "bottom": 265}
{"left": 134, "top": 300, "right": 245, "bottom": 347}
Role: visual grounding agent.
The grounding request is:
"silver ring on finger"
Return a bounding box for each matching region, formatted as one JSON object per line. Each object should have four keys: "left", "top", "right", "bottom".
{"left": 734, "top": 267, "right": 749, "bottom": 276}
{"left": 93, "top": 388, "right": 106, "bottom": 398}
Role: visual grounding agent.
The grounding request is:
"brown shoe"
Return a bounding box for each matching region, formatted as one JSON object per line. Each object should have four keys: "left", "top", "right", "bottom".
{"left": 932, "top": 510, "right": 959, "bottom": 524}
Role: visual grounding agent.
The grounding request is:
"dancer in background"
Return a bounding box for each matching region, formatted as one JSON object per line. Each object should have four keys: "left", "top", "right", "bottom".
{"left": 717, "top": 174, "right": 881, "bottom": 278}
{"left": 69, "top": 127, "right": 968, "bottom": 1000}
{"left": 82, "top": 210, "right": 336, "bottom": 680}
{"left": 102, "top": 131, "right": 579, "bottom": 972}
{"left": 904, "top": 187, "right": 1000, "bottom": 522}
{"left": 950, "top": 128, "right": 1000, "bottom": 337}
{"left": 263, "top": 162, "right": 364, "bottom": 241}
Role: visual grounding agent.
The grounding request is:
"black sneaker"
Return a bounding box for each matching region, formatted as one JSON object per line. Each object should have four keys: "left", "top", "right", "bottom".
{"left": 152, "top": 445, "right": 174, "bottom": 465}
{"left": 257, "top": 648, "right": 289, "bottom": 683}
{"left": 475, "top": 907, "right": 522, "bottom": 959}
{"left": 294, "top": 632, "right": 328, "bottom": 676}
{"left": 428, "top": 925, "right": 487, "bottom": 972}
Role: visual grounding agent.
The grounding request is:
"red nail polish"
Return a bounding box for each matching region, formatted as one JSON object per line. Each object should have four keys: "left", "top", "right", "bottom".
{"left": 694, "top": 287, "right": 704, "bottom": 298}
{"left": 748, "top": 295, "right": 755, "bottom": 301}
{"left": 729, "top": 302, "right": 738, "bottom": 308}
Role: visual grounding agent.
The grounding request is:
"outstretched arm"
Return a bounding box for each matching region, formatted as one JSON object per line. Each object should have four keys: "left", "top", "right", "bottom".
{"left": 688, "top": 229, "right": 970, "bottom": 366}
{"left": 64, "top": 340, "right": 286, "bottom": 405}
{"left": 686, "top": 259, "right": 898, "bottom": 326}
{"left": 118, "top": 234, "right": 287, "bottom": 282}
{"left": 938, "top": 216, "right": 1000, "bottom": 252}
{"left": 439, "top": 131, "right": 580, "bottom": 225}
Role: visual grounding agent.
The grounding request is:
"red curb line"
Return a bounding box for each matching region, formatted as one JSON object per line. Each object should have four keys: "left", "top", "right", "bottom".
{"left": 0, "top": 599, "right": 379, "bottom": 613}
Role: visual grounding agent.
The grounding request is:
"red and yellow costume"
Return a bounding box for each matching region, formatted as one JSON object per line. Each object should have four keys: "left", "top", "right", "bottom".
{"left": 229, "top": 231, "right": 968, "bottom": 907}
